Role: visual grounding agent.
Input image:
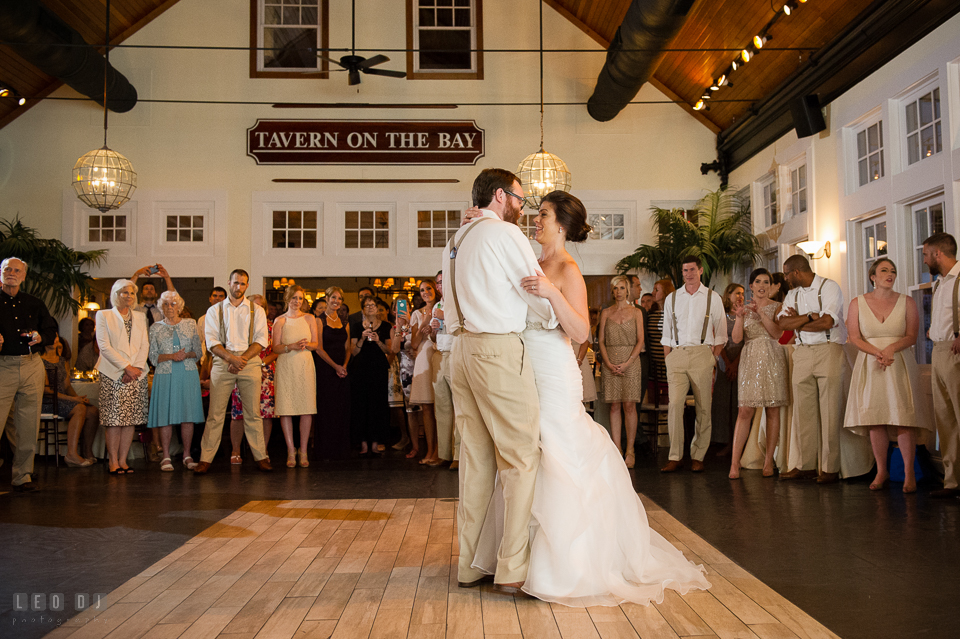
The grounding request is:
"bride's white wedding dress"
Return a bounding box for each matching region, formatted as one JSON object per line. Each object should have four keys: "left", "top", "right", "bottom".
{"left": 472, "top": 321, "right": 711, "bottom": 606}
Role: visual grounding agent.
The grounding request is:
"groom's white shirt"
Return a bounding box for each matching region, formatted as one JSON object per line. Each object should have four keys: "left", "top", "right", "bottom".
{"left": 443, "top": 210, "right": 557, "bottom": 334}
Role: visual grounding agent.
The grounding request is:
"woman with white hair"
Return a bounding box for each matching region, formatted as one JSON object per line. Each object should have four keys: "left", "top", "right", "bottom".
{"left": 96, "top": 279, "right": 150, "bottom": 474}
{"left": 148, "top": 290, "right": 204, "bottom": 470}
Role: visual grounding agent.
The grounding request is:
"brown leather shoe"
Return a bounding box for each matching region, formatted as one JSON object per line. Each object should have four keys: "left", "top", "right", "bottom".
{"left": 193, "top": 461, "right": 211, "bottom": 474}
{"left": 256, "top": 458, "right": 273, "bottom": 472}
{"left": 779, "top": 468, "right": 817, "bottom": 481}
{"left": 449, "top": 461, "right": 459, "bottom": 471}
{"left": 817, "top": 471, "right": 840, "bottom": 484}
{"left": 458, "top": 574, "right": 493, "bottom": 588}
{"left": 691, "top": 460, "right": 705, "bottom": 473}
{"left": 660, "top": 460, "right": 682, "bottom": 473}
{"left": 930, "top": 488, "right": 960, "bottom": 498}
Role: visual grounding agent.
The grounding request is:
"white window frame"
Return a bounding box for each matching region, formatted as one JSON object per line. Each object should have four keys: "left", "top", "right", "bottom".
{"left": 910, "top": 196, "right": 946, "bottom": 287}
{"left": 269, "top": 208, "right": 320, "bottom": 250}
{"left": 586, "top": 207, "right": 629, "bottom": 242}
{"left": 155, "top": 201, "right": 217, "bottom": 258}
{"left": 757, "top": 174, "right": 778, "bottom": 229}
{"left": 408, "top": 0, "right": 482, "bottom": 79}
{"left": 260, "top": 201, "right": 324, "bottom": 257}
{"left": 854, "top": 120, "right": 885, "bottom": 187}
{"left": 902, "top": 80, "right": 942, "bottom": 166}
{"left": 410, "top": 202, "right": 467, "bottom": 251}
{"left": 905, "top": 192, "right": 945, "bottom": 364}
{"left": 860, "top": 215, "right": 888, "bottom": 293}
{"left": 337, "top": 203, "right": 395, "bottom": 255}
{"left": 790, "top": 163, "right": 808, "bottom": 218}
{"left": 252, "top": 0, "right": 328, "bottom": 77}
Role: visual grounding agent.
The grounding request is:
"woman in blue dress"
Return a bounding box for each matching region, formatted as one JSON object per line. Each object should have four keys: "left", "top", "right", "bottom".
{"left": 148, "top": 290, "right": 204, "bottom": 471}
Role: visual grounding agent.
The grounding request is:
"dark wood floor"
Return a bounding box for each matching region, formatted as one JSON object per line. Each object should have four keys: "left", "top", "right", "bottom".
{"left": 1, "top": 446, "right": 957, "bottom": 639}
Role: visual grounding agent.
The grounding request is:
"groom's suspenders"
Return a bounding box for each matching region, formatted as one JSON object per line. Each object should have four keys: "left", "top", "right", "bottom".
{"left": 446, "top": 217, "right": 492, "bottom": 337}
{"left": 670, "top": 288, "right": 714, "bottom": 347}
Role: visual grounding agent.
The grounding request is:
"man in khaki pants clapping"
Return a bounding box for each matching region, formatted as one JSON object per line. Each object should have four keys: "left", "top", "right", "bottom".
{"left": 442, "top": 168, "right": 557, "bottom": 595}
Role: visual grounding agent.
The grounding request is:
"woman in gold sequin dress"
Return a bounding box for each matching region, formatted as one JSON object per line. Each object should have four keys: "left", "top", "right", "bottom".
{"left": 728, "top": 269, "right": 788, "bottom": 479}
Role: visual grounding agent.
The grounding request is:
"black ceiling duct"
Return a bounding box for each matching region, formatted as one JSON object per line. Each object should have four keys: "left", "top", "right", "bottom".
{"left": 587, "top": 0, "right": 695, "bottom": 122}
{"left": 0, "top": 0, "right": 137, "bottom": 112}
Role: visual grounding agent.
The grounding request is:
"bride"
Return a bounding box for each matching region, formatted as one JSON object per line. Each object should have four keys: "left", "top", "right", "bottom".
{"left": 470, "top": 191, "right": 711, "bottom": 606}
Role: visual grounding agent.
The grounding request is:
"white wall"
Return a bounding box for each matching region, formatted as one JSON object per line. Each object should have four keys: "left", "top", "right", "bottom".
{"left": 0, "top": 0, "right": 720, "bottom": 292}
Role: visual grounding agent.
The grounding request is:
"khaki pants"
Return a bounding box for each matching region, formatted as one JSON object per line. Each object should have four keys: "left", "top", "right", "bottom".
{"left": 932, "top": 342, "right": 960, "bottom": 489}
{"left": 665, "top": 345, "right": 715, "bottom": 462}
{"left": 790, "top": 342, "right": 844, "bottom": 473}
{"left": 452, "top": 332, "right": 540, "bottom": 584}
{"left": 434, "top": 350, "right": 459, "bottom": 461}
{"left": 200, "top": 354, "right": 267, "bottom": 463}
{"left": 0, "top": 354, "right": 44, "bottom": 486}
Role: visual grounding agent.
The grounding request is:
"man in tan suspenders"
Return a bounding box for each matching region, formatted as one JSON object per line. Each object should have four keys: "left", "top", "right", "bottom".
{"left": 922, "top": 233, "right": 960, "bottom": 498}
{"left": 660, "top": 255, "right": 728, "bottom": 473}
{"left": 442, "top": 168, "right": 557, "bottom": 595}
{"left": 778, "top": 254, "right": 846, "bottom": 483}
{"left": 194, "top": 269, "right": 271, "bottom": 474}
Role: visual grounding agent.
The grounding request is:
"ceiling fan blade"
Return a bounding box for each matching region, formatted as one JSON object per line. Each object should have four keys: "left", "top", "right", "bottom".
{"left": 363, "top": 67, "right": 407, "bottom": 79}
{"left": 357, "top": 54, "right": 390, "bottom": 69}
{"left": 348, "top": 70, "right": 362, "bottom": 86}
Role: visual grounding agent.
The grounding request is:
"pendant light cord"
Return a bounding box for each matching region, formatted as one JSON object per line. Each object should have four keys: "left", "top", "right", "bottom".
{"left": 539, "top": 0, "right": 544, "bottom": 152}
{"left": 103, "top": 0, "right": 110, "bottom": 147}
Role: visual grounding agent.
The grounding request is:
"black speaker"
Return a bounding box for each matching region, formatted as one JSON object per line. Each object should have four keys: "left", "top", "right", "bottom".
{"left": 790, "top": 95, "right": 826, "bottom": 138}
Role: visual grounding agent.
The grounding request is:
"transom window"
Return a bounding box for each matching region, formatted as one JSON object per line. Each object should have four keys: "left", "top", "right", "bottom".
{"left": 408, "top": 0, "right": 483, "bottom": 79}
{"left": 790, "top": 164, "right": 807, "bottom": 217}
{"left": 166, "top": 215, "right": 203, "bottom": 243}
{"left": 857, "top": 122, "right": 884, "bottom": 186}
{"left": 905, "top": 88, "right": 941, "bottom": 165}
{"left": 862, "top": 218, "right": 887, "bottom": 292}
{"left": 417, "top": 210, "right": 460, "bottom": 248}
{"left": 913, "top": 201, "right": 944, "bottom": 286}
{"left": 588, "top": 211, "right": 625, "bottom": 241}
{"left": 252, "top": 0, "right": 329, "bottom": 77}
{"left": 345, "top": 210, "right": 389, "bottom": 249}
{"left": 88, "top": 214, "right": 126, "bottom": 243}
{"left": 272, "top": 210, "right": 317, "bottom": 249}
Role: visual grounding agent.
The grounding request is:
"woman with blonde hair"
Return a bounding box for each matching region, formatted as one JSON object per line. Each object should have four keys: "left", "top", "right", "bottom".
{"left": 96, "top": 279, "right": 150, "bottom": 474}
{"left": 148, "top": 290, "right": 204, "bottom": 471}
{"left": 408, "top": 279, "right": 443, "bottom": 465}
{"left": 273, "top": 285, "right": 318, "bottom": 467}
{"left": 599, "top": 274, "right": 645, "bottom": 468}
{"left": 314, "top": 286, "right": 352, "bottom": 460}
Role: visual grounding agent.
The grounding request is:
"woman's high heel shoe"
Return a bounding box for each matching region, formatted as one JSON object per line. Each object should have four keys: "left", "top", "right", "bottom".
{"left": 625, "top": 451, "right": 635, "bottom": 469}
{"left": 286, "top": 453, "right": 296, "bottom": 468}
{"left": 298, "top": 450, "right": 309, "bottom": 468}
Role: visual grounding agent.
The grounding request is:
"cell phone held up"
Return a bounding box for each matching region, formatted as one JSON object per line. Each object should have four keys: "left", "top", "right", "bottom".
{"left": 396, "top": 298, "right": 408, "bottom": 317}
{"left": 147, "top": 264, "right": 160, "bottom": 275}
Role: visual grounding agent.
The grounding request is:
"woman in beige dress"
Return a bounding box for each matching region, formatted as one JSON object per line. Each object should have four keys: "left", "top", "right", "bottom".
{"left": 844, "top": 258, "right": 930, "bottom": 493}
{"left": 409, "top": 280, "right": 443, "bottom": 466}
{"left": 599, "top": 275, "right": 644, "bottom": 468}
{"left": 273, "top": 285, "right": 318, "bottom": 468}
{"left": 728, "top": 268, "right": 788, "bottom": 479}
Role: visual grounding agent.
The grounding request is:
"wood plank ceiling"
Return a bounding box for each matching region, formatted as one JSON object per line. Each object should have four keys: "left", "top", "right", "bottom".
{"left": 0, "top": 0, "right": 878, "bottom": 132}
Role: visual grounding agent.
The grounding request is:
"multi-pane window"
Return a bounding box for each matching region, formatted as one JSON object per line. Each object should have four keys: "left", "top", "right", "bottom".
{"left": 88, "top": 214, "right": 127, "bottom": 243}
{"left": 409, "top": 0, "right": 482, "bottom": 78}
{"left": 166, "top": 215, "right": 204, "bottom": 243}
{"left": 417, "top": 210, "right": 460, "bottom": 248}
{"left": 587, "top": 211, "right": 625, "bottom": 241}
{"left": 857, "top": 122, "right": 884, "bottom": 186}
{"left": 762, "top": 179, "right": 778, "bottom": 227}
{"left": 345, "top": 210, "right": 389, "bottom": 249}
{"left": 862, "top": 218, "right": 887, "bottom": 292}
{"left": 253, "top": 0, "right": 328, "bottom": 76}
{"left": 791, "top": 165, "right": 807, "bottom": 217}
{"left": 272, "top": 210, "right": 317, "bottom": 248}
{"left": 905, "top": 88, "right": 941, "bottom": 165}
{"left": 516, "top": 212, "right": 536, "bottom": 240}
{"left": 913, "top": 201, "right": 944, "bottom": 285}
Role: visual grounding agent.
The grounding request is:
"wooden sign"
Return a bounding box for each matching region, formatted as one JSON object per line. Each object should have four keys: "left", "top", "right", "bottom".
{"left": 247, "top": 119, "right": 485, "bottom": 165}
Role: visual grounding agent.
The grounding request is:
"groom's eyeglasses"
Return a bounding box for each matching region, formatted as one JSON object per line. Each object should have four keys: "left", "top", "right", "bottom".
{"left": 501, "top": 189, "right": 528, "bottom": 209}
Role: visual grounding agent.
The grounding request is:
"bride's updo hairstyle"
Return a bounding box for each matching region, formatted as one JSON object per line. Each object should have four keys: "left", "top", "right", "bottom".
{"left": 540, "top": 190, "right": 591, "bottom": 243}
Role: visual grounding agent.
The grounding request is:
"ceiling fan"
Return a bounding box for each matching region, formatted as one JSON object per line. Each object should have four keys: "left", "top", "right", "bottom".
{"left": 318, "top": 0, "right": 406, "bottom": 86}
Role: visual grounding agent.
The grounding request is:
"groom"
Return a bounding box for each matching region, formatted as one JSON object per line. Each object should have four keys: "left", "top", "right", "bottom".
{"left": 443, "top": 168, "right": 557, "bottom": 595}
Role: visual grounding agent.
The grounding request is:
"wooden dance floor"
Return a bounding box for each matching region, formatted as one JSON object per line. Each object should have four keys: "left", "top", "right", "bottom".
{"left": 44, "top": 496, "right": 839, "bottom": 639}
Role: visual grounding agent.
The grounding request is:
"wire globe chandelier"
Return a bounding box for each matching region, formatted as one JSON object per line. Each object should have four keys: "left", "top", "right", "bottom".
{"left": 72, "top": 0, "right": 137, "bottom": 212}
{"left": 517, "top": 1, "right": 571, "bottom": 209}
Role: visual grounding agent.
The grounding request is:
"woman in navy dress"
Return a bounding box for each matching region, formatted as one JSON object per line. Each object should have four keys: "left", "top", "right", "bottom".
{"left": 314, "top": 286, "right": 352, "bottom": 460}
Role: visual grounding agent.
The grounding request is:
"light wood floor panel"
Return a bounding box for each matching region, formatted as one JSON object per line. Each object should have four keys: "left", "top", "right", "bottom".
{"left": 44, "top": 499, "right": 841, "bottom": 639}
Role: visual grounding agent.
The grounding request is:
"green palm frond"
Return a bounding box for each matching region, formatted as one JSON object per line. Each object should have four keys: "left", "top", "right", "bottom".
{"left": 0, "top": 217, "right": 107, "bottom": 317}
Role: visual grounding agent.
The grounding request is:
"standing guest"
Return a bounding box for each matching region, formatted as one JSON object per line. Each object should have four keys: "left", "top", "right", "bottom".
{"left": 712, "top": 283, "right": 745, "bottom": 455}
{"left": 147, "top": 291, "right": 204, "bottom": 471}
{"left": 921, "top": 233, "right": 960, "bottom": 498}
{"left": 630, "top": 274, "right": 652, "bottom": 413}
{"left": 431, "top": 272, "right": 460, "bottom": 465}
{"left": 96, "top": 279, "right": 150, "bottom": 475}
{"left": 598, "top": 275, "right": 645, "bottom": 468}
{"left": 273, "top": 286, "right": 317, "bottom": 467}
{"left": 777, "top": 254, "right": 846, "bottom": 483}
{"left": 844, "top": 258, "right": 930, "bottom": 493}
{"left": 349, "top": 295, "right": 394, "bottom": 455}
{"left": 197, "top": 286, "right": 228, "bottom": 361}
{"left": 728, "top": 269, "right": 787, "bottom": 478}
{"left": 0, "top": 257, "right": 57, "bottom": 491}
{"left": 639, "top": 293, "right": 655, "bottom": 312}
{"left": 660, "top": 256, "right": 727, "bottom": 473}
{"left": 310, "top": 298, "right": 327, "bottom": 318}
{"left": 410, "top": 279, "right": 443, "bottom": 466}
{"left": 391, "top": 298, "right": 421, "bottom": 458}
{"left": 195, "top": 269, "right": 272, "bottom": 474}
{"left": 227, "top": 294, "right": 277, "bottom": 463}
{"left": 382, "top": 297, "right": 409, "bottom": 450}
{"left": 348, "top": 287, "right": 376, "bottom": 325}
{"left": 646, "top": 279, "right": 674, "bottom": 389}
{"left": 130, "top": 264, "right": 175, "bottom": 326}
{"left": 75, "top": 317, "right": 99, "bottom": 371}
{"left": 314, "top": 286, "right": 352, "bottom": 460}
{"left": 41, "top": 334, "right": 98, "bottom": 467}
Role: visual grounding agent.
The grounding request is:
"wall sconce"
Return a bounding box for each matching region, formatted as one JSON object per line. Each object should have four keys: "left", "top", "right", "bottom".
{"left": 797, "top": 240, "right": 831, "bottom": 259}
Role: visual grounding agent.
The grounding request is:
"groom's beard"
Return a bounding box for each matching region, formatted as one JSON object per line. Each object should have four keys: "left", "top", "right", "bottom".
{"left": 503, "top": 200, "right": 523, "bottom": 226}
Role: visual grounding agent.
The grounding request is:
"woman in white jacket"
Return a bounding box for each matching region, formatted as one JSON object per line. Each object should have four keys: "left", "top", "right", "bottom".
{"left": 96, "top": 279, "right": 150, "bottom": 474}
